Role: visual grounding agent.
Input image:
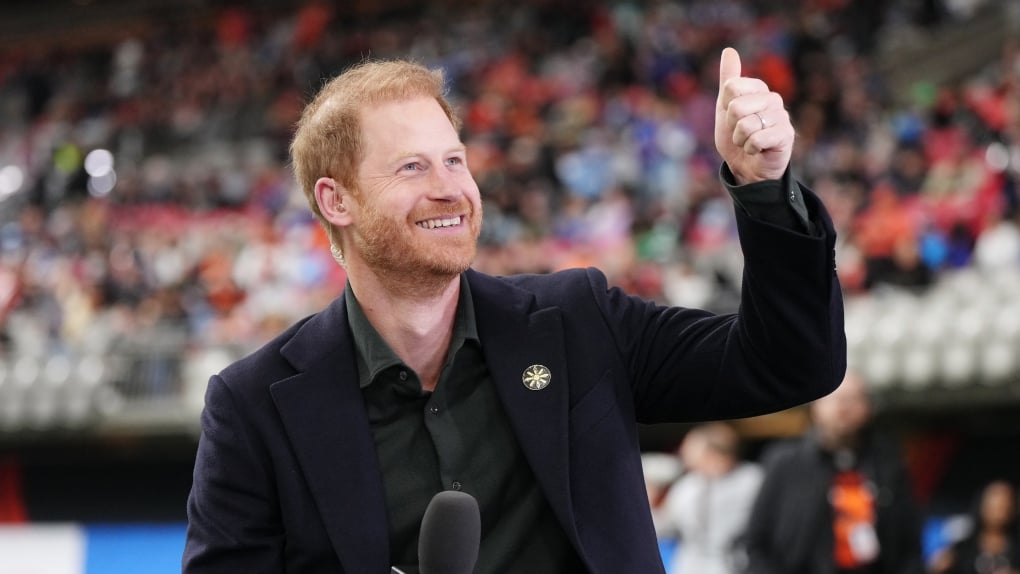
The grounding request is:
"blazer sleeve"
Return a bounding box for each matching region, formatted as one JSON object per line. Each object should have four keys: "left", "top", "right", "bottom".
{"left": 586, "top": 181, "right": 846, "bottom": 423}
{"left": 183, "top": 375, "right": 285, "bottom": 573}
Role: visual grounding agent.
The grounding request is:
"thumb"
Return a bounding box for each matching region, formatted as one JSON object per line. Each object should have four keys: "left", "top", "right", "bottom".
{"left": 718, "top": 47, "right": 742, "bottom": 98}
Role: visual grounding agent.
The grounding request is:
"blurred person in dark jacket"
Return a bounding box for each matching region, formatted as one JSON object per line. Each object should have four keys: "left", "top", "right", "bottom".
{"left": 930, "top": 480, "right": 1020, "bottom": 574}
{"left": 744, "top": 370, "right": 923, "bottom": 574}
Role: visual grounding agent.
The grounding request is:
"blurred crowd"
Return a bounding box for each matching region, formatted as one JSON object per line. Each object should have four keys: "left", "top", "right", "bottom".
{"left": 1, "top": 0, "right": 1020, "bottom": 364}
{"left": 645, "top": 370, "right": 1020, "bottom": 574}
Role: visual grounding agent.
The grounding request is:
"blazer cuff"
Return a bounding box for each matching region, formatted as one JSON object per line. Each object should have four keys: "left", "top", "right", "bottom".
{"left": 720, "top": 163, "right": 817, "bottom": 236}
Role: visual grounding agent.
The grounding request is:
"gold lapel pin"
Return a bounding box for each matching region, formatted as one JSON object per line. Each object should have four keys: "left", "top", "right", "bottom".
{"left": 522, "top": 364, "right": 552, "bottom": 390}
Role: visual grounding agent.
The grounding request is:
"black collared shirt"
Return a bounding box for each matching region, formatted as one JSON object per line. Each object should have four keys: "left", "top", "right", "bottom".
{"left": 345, "top": 276, "right": 584, "bottom": 573}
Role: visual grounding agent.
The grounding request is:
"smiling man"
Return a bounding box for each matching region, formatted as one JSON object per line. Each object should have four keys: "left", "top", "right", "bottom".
{"left": 183, "top": 51, "right": 847, "bottom": 574}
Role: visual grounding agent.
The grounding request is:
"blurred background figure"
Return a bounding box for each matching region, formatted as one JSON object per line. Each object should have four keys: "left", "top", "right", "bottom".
{"left": 744, "top": 370, "right": 924, "bottom": 574}
{"left": 643, "top": 451, "right": 684, "bottom": 570}
{"left": 657, "top": 422, "right": 762, "bottom": 574}
{"left": 930, "top": 480, "right": 1020, "bottom": 574}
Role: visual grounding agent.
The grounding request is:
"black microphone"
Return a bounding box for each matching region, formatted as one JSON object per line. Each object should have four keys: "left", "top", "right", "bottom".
{"left": 417, "top": 490, "right": 480, "bottom": 574}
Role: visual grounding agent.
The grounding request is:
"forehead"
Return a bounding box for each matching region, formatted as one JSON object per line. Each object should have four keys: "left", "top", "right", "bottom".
{"left": 813, "top": 377, "right": 868, "bottom": 410}
{"left": 357, "top": 96, "right": 459, "bottom": 153}
{"left": 985, "top": 482, "right": 1014, "bottom": 498}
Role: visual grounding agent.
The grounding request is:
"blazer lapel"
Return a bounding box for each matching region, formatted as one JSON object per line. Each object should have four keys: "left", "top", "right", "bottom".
{"left": 466, "top": 270, "right": 583, "bottom": 552}
{"left": 270, "top": 297, "right": 389, "bottom": 574}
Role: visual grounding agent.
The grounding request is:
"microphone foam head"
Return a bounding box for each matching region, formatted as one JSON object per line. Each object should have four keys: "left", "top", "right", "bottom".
{"left": 418, "top": 490, "right": 481, "bottom": 574}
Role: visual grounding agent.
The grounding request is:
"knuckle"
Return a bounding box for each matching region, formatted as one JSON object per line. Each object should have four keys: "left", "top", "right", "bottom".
{"left": 728, "top": 100, "right": 750, "bottom": 118}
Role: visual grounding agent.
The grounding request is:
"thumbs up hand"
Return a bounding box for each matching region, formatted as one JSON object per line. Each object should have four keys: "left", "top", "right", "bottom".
{"left": 714, "top": 47, "right": 794, "bottom": 185}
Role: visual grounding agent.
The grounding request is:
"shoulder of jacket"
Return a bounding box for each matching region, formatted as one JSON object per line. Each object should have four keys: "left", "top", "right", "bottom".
{"left": 216, "top": 313, "right": 314, "bottom": 391}
{"left": 491, "top": 267, "right": 608, "bottom": 308}
{"left": 760, "top": 435, "right": 815, "bottom": 467}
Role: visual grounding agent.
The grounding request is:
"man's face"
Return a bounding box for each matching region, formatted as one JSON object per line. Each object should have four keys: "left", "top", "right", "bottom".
{"left": 980, "top": 481, "right": 1016, "bottom": 529}
{"left": 811, "top": 372, "right": 872, "bottom": 448}
{"left": 343, "top": 96, "right": 482, "bottom": 283}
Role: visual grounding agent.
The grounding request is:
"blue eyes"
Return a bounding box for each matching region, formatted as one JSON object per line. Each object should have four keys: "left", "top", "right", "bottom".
{"left": 401, "top": 158, "right": 464, "bottom": 172}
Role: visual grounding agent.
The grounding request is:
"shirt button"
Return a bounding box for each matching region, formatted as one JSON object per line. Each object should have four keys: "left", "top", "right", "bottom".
{"left": 399, "top": 370, "right": 408, "bottom": 381}
{"left": 429, "top": 405, "right": 439, "bottom": 414}
{"left": 451, "top": 481, "right": 462, "bottom": 491}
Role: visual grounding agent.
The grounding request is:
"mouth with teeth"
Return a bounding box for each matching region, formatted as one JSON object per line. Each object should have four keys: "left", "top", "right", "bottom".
{"left": 415, "top": 216, "right": 463, "bottom": 229}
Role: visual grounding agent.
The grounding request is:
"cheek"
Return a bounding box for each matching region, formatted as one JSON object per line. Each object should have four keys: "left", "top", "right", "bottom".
{"left": 464, "top": 181, "right": 483, "bottom": 211}
{"left": 454, "top": 171, "right": 480, "bottom": 194}
{"left": 847, "top": 408, "right": 870, "bottom": 426}
{"left": 372, "top": 195, "right": 412, "bottom": 219}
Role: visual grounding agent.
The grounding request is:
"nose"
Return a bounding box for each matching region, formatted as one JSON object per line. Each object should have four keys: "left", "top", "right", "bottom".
{"left": 426, "top": 165, "right": 462, "bottom": 202}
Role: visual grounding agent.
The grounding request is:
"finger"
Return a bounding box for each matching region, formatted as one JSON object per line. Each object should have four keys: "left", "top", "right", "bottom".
{"left": 719, "top": 78, "right": 771, "bottom": 116}
{"left": 742, "top": 129, "right": 783, "bottom": 155}
{"left": 731, "top": 107, "right": 791, "bottom": 149}
{"left": 725, "top": 92, "right": 782, "bottom": 130}
{"left": 724, "top": 77, "right": 771, "bottom": 98}
{"left": 740, "top": 123, "right": 793, "bottom": 156}
{"left": 717, "top": 47, "right": 741, "bottom": 109}
{"left": 719, "top": 47, "right": 741, "bottom": 89}
{"left": 731, "top": 114, "right": 764, "bottom": 148}
{"left": 723, "top": 85, "right": 775, "bottom": 117}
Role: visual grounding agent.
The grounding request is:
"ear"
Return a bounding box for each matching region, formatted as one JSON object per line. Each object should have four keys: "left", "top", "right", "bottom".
{"left": 314, "top": 177, "right": 354, "bottom": 227}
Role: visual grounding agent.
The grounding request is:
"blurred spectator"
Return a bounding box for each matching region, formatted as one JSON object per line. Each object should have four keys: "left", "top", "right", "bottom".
{"left": 887, "top": 142, "right": 930, "bottom": 198}
{"left": 871, "top": 234, "right": 936, "bottom": 290}
{"left": 974, "top": 211, "right": 1020, "bottom": 271}
{"left": 853, "top": 185, "right": 930, "bottom": 290}
{"left": 744, "top": 370, "right": 924, "bottom": 574}
{"left": 930, "top": 480, "right": 1020, "bottom": 574}
{"left": 642, "top": 451, "right": 684, "bottom": 567}
{"left": 657, "top": 422, "right": 762, "bottom": 574}
{"left": 0, "top": 457, "right": 27, "bottom": 523}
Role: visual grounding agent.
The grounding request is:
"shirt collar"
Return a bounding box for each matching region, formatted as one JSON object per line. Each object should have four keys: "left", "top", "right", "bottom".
{"left": 345, "top": 274, "right": 479, "bottom": 389}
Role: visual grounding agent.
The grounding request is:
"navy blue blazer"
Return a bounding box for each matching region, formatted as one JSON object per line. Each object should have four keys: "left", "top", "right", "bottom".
{"left": 183, "top": 188, "right": 846, "bottom": 574}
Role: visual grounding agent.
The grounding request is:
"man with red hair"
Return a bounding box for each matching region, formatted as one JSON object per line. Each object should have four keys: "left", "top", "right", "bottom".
{"left": 184, "top": 49, "right": 846, "bottom": 574}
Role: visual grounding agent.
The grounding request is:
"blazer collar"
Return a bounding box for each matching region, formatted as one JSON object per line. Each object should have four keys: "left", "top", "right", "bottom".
{"left": 465, "top": 269, "right": 582, "bottom": 552}
{"left": 272, "top": 295, "right": 390, "bottom": 574}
